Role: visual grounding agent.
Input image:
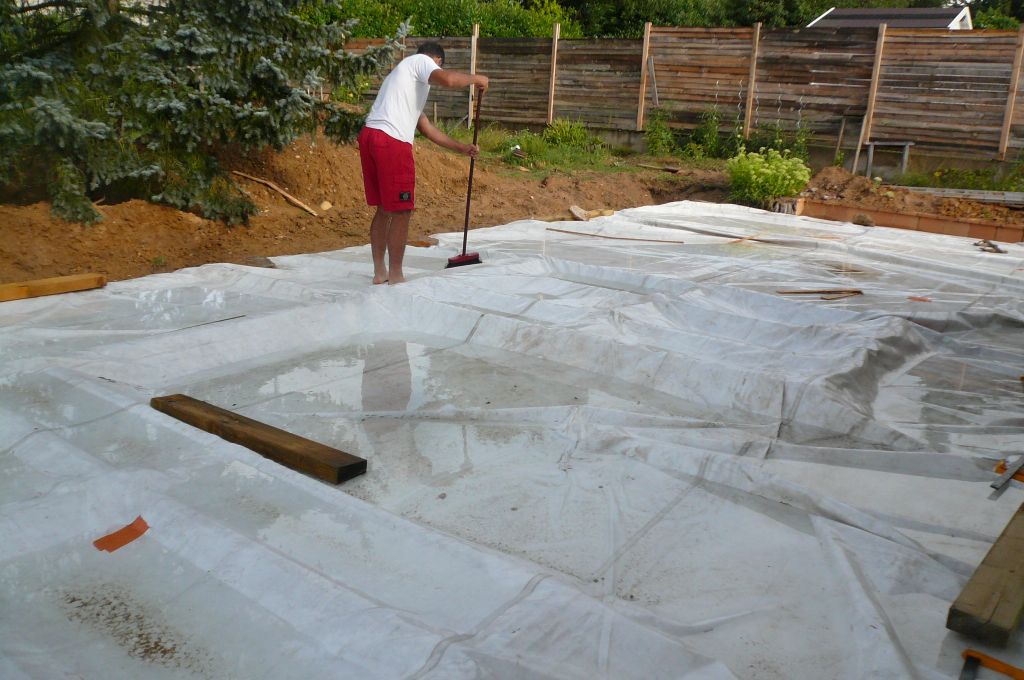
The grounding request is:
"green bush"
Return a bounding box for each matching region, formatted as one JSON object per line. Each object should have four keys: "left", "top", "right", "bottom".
{"left": 542, "top": 119, "right": 600, "bottom": 149}
{"left": 683, "top": 108, "right": 723, "bottom": 159}
{"left": 644, "top": 107, "right": 677, "bottom": 157}
{"left": 726, "top": 147, "right": 811, "bottom": 207}
{"left": 2, "top": 0, "right": 401, "bottom": 224}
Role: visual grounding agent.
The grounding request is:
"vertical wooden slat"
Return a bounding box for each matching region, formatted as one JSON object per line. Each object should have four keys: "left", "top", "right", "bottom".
{"left": 636, "top": 22, "right": 653, "bottom": 131}
{"left": 468, "top": 23, "right": 479, "bottom": 127}
{"left": 854, "top": 23, "right": 887, "bottom": 175}
{"left": 999, "top": 25, "right": 1024, "bottom": 160}
{"left": 743, "top": 22, "right": 762, "bottom": 139}
{"left": 547, "top": 23, "right": 560, "bottom": 124}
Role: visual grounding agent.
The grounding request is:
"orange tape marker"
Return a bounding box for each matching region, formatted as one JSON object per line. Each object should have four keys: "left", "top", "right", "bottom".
{"left": 963, "top": 649, "right": 1024, "bottom": 680}
{"left": 93, "top": 516, "right": 149, "bottom": 552}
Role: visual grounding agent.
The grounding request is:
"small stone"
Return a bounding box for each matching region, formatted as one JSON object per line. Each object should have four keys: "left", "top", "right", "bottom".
{"left": 319, "top": 200, "right": 333, "bottom": 211}
{"left": 437, "top": 492, "right": 447, "bottom": 500}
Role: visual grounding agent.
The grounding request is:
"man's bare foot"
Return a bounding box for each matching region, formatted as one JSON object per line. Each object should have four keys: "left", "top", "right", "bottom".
{"left": 372, "top": 272, "right": 388, "bottom": 285}
{"left": 387, "top": 273, "right": 406, "bottom": 285}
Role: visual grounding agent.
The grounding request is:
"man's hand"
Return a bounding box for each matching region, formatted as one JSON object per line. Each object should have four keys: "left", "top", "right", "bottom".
{"left": 463, "top": 143, "right": 480, "bottom": 159}
{"left": 473, "top": 74, "right": 489, "bottom": 93}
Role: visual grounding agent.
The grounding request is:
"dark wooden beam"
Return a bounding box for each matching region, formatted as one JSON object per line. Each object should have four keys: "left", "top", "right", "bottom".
{"left": 151, "top": 394, "right": 366, "bottom": 484}
{"left": 947, "top": 502, "right": 1024, "bottom": 646}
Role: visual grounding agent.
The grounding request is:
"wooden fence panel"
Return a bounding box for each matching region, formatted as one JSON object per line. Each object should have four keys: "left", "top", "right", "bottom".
{"left": 872, "top": 29, "right": 1018, "bottom": 151}
{"left": 647, "top": 27, "right": 753, "bottom": 130}
{"left": 554, "top": 40, "right": 643, "bottom": 129}
{"left": 752, "top": 28, "right": 877, "bottom": 136}
{"left": 476, "top": 38, "right": 551, "bottom": 125}
{"left": 347, "top": 29, "right": 1024, "bottom": 161}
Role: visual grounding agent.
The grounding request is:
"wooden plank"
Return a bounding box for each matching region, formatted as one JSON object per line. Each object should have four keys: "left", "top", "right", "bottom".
{"left": 947, "top": 502, "right": 1024, "bottom": 647}
{"left": 1000, "top": 26, "right": 1024, "bottom": 159}
{"left": 151, "top": 394, "right": 367, "bottom": 484}
{"left": 547, "top": 23, "right": 560, "bottom": 124}
{"left": 469, "top": 23, "right": 479, "bottom": 125}
{"left": 0, "top": 273, "right": 106, "bottom": 303}
{"left": 743, "top": 22, "right": 762, "bottom": 138}
{"left": 637, "top": 21, "right": 652, "bottom": 131}
{"left": 854, "top": 24, "right": 887, "bottom": 175}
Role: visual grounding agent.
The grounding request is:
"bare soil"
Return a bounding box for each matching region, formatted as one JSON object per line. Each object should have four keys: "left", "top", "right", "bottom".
{"left": 803, "top": 166, "right": 1024, "bottom": 226}
{"left": 0, "top": 135, "right": 728, "bottom": 283}
{"left": 7, "top": 148, "right": 1019, "bottom": 286}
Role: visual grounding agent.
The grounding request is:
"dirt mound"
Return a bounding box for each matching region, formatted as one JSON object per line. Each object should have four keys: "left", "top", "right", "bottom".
{"left": 803, "top": 166, "right": 1024, "bottom": 227}
{"left": 1, "top": 136, "right": 727, "bottom": 283}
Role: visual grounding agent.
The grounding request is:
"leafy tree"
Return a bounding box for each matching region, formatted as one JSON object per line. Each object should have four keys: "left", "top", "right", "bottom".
{"left": 299, "top": 0, "right": 582, "bottom": 38}
{"left": 1, "top": 0, "right": 403, "bottom": 224}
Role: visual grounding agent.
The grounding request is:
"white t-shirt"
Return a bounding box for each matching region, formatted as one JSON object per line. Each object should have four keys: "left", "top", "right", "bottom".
{"left": 365, "top": 54, "right": 441, "bottom": 144}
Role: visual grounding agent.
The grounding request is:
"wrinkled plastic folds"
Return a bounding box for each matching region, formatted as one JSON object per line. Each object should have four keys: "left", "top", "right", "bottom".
{"left": 2, "top": 201, "right": 1024, "bottom": 679}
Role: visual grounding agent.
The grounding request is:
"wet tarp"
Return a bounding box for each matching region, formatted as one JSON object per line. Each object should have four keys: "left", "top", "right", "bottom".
{"left": 2, "top": 201, "right": 1023, "bottom": 679}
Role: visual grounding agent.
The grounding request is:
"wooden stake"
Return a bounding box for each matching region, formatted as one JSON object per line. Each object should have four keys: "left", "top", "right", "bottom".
{"left": 469, "top": 23, "right": 479, "bottom": 128}
{"left": 547, "top": 23, "right": 560, "bottom": 125}
{"left": 637, "top": 22, "right": 653, "bottom": 131}
{"left": 743, "top": 23, "right": 762, "bottom": 139}
{"left": 854, "top": 24, "right": 887, "bottom": 175}
{"left": 0, "top": 273, "right": 106, "bottom": 303}
{"left": 999, "top": 25, "right": 1024, "bottom": 160}
{"left": 231, "top": 171, "right": 318, "bottom": 216}
{"left": 151, "top": 394, "right": 367, "bottom": 484}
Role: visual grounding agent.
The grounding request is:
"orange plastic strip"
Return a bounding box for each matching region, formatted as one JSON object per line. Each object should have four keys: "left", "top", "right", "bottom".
{"left": 994, "top": 460, "right": 1024, "bottom": 483}
{"left": 963, "top": 649, "right": 1024, "bottom": 680}
{"left": 93, "top": 516, "right": 149, "bottom": 552}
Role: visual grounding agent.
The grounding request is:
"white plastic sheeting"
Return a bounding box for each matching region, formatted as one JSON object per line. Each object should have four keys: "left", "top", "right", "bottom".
{"left": 2, "top": 201, "right": 1024, "bottom": 679}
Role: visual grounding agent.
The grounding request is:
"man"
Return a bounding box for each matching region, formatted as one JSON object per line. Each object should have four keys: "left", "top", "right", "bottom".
{"left": 358, "top": 42, "right": 489, "bottom": 284}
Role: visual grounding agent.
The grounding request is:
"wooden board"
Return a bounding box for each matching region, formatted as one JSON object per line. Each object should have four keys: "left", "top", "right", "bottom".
{"left": 0, "top": 273, "right": 106, "bottom": 303}
{"left": 947, "top": 502, "right": 1024, "bottom": 646}
{"left": 151, "top": 394, "right": 366, "bottom": 484}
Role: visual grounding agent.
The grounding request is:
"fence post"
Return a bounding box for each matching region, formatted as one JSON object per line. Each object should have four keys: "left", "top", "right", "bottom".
{"left": 853, "top": 23, "right": 886, "bottom": 175}
{"left": 743, "top": 22, "right": 762, "bottom": 139}
{"left": 547, "top": 23, "right": 561, "bottom": 124}
{"left": 999, "top": 25, "right": 1024, "bottom": 160}
{"left": 636, "top": 22, "right": 653, "bottom": 131}
{"left": 469, "top": 23, "right": 479, "bottom": 127}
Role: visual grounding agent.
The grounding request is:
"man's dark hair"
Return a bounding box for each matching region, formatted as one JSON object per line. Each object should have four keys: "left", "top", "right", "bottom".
{"left": 417, "top": 42, "right": 445, "bottom": 64}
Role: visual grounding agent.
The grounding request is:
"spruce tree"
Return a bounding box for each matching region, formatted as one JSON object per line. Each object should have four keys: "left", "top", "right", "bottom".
{"left": 0, "top": 0, "right": 404, "bottom": 224}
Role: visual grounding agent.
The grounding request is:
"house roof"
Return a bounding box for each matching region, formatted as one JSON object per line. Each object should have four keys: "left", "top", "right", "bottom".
{"left": 808, "top": 6, "right": 972, "bottom": 29}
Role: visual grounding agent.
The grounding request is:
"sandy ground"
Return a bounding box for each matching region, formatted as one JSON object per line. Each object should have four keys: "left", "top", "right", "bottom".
{"left": 0, "top": 136, "right": 728, "bottom": 283}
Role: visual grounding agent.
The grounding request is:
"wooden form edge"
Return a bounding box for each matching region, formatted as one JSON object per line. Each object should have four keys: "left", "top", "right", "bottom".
{"left": 547, "top": 23, "right": 560, "bottom": 125}
{"left": 742, "top": 22, "right": 762, "bottom": 139}
{"left": 797, "top": 198, "right": 1024, "bottom": 243}
{"left": 150, "top": 394, "right": 366, "bottom": 484}
{"left": 854, "top": 23, "right": 887, "bottom": 175}
{"left": 947, "top": 502, "right": 1024, "bottom": 646}
{"left": 999, "top": 25, "right": 1024, "bottom": 160}
{"left": 0, "top": 273, "right": 106, "bottom": 303}
{"left": 636, "top": 21, "right": 653, "bottom": 131}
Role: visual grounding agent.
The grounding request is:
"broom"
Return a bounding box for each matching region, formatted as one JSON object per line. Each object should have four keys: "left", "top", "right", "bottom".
{"left": 446, "top": 89, "right": 485, "bottom": 268}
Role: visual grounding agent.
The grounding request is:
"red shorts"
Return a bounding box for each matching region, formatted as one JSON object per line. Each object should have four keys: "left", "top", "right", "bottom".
{"left": 358, "top": 126, "right": 415, "bottom": 212}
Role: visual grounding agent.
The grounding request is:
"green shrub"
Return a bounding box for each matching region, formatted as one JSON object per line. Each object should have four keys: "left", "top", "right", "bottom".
{"left": 542, "top": 119, "right": 600, "bottom": 149}
{"left": 644, "top": 107, "right": 677, "bottom": 157}
{"left": 727, "top": 147, "right": 811, "bottom": 208}
{"left": 684, "top": 108, "right": 722, "bottom": 159}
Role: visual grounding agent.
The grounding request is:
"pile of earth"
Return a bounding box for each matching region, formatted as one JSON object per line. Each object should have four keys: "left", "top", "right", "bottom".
{"left": 803, "top": 166, "right": 1024, "bottom": 226}
{"left": 0, "top": 135, "right": 728, "bottom": 283}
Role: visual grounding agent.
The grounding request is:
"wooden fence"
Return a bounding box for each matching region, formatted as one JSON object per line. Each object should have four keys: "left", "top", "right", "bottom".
{"left": 350, "top": 24, "right": 1024, "bottom": 161}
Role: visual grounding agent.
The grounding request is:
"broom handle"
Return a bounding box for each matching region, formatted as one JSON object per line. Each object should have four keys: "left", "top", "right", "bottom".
{"left": 462, "top": 89, "right": 484, "bottom": 256}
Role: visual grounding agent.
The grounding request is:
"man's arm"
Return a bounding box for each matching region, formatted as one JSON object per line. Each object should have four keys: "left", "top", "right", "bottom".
{"left": 417, "top": 115, "right": 479, "bottom": 158}
{"left": 428, "top": 69, "right": 489, "bottom": 92}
